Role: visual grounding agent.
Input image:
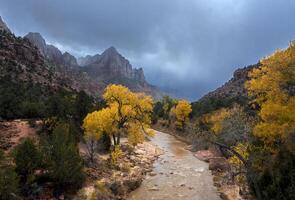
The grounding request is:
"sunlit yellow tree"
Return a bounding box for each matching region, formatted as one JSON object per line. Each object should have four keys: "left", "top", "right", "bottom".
{"left": 246, "top": 41, "right": 295, "bottom": 149}
{"left": 83, "top": 84, "right": 154, "bottom": 156}
{"left": 174, "top": 100, "right": 192, "bottom": 130}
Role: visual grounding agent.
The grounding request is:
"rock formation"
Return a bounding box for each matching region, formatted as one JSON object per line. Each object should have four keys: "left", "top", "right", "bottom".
{"left": 24, "top": 32, "right": 78, "bottom": 68}
{"left": 198, "top": 64, "right": 259, "bottom": 102}
{"left": 0, "top": 16, "right": 10, "bottom": 33}
{"left": 77, "top": 54, "right": 101, "bottom": 66}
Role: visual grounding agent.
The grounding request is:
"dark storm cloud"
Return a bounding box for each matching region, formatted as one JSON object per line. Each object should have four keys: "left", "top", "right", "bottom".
{"left": 1, "top": 0, "right": 295, "bottom": 100}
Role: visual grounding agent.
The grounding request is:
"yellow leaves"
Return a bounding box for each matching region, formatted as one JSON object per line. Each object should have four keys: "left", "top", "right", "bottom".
{"left": 83, "top": 84, "right": 154, "bottom": 147}
{"left": 228, "top": 143, "right": 249, "bottom": 166}
{"left": 111, "top": 145, "right": 122, "bottom": 166}
{"left": 204, "top": 108, "right": 230, "bottom": 134}
{"left": 253, "top": 99, "right": 295, "bottom": 143}
{"left": 246, "top": 41, "right": 295, "bottom": 147}
{"left": 103, "top": 84, "right": 130, "bottom": 106}
{"left": 83, "top": 107, "right": 118, "bottom": 141}
{"left": 174, "top": 100, "right": 192, "bottom": 129}
{"left": 127, "top": 122, "right": 145, "bottom": 146}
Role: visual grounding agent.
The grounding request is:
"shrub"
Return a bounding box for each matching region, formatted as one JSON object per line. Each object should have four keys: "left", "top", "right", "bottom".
{"left": 42, "top": 123, "right": 84, "bottom": 194}
{"left": 0, "top": 150, "right": 19, "bottom": 200}
{"left": 14, "top": 138, "right": 41, "bottom": 184}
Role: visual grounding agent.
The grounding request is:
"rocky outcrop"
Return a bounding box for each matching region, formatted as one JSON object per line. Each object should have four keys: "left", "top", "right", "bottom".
{"left": 62, "top": 52, "right": 79, "bottom": 69}
{"left": 24, "top": 32, "right": 47, "bottom": 56}
{"left": 84, "top": 47, "right": 136, "bottom": 81}
{"left": 0, "top": 16, "right": 10, "bottom": 33}
{"left": 24, "top": 32, "right": 78, "bottom": 68}
{"left": 199, "top": 64, "right": 259, "bottom": 102}
{"left": 77, "top": 54, "right": 100, "bottom": 66}
{"left": 83, "top": 46, "right": 162, "bottom": 98}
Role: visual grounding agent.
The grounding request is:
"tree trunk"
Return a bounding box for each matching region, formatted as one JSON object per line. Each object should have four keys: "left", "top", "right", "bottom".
{"left": 90, "top": 139, "right": 94, "bottom": 162}
{"left": 116, "top": 132, "right": 121, "bottom": 145}
{"left": 112, "top": 134, "right": 117, "bottom": 146}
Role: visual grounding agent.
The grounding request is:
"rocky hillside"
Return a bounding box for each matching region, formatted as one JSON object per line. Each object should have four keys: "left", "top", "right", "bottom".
{"left": 0, "top": 28, "right": 103, "bottom": 97}
{"left": 198, "top": 64, "right": 259, "bottom": 102}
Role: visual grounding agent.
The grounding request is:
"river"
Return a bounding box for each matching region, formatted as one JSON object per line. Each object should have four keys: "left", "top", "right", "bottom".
{"left": 128, "top": 131, "right": 220, "bottom": 200}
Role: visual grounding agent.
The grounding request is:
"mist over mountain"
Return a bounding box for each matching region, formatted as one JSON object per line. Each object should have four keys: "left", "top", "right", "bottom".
{"left": 1, "top": 17, "right": 162, "bottom": 99}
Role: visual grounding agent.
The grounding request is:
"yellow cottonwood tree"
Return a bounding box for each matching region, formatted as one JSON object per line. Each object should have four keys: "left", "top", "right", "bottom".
{"left": 204, "top": 108, "right": 230, "bottom": 134}
{"left": 246, "top": 41, "right": 295, "bottom": 147}
{"left": 83, "top": 84, "right": 154, "bottom": 153}
{"left": 174, "top": 100, "right": 192, "bottom": 130}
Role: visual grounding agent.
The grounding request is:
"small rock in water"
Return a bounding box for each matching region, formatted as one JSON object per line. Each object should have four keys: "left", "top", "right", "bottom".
{"left": 149, "top": 172, "right": 157, "bottom": 176}
{"left": 149, "top": 186, "right": 159, "bottom": 191}
{"left": 194, "top": 168, "right": 205, "bottom": 173}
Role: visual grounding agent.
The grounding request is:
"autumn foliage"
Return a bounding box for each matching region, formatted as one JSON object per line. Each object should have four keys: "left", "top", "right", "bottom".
{"left": 174, "top": 100, "right": 192, "bottom": 130}
{"left": 83, "top": 84, "right": 154, "bottom": 156}
{"left": 246, "top": 42, "right": 295, "bottom": 147}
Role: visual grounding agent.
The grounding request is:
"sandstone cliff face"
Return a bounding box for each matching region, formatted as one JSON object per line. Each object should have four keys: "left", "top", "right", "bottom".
{"left": 62, "top": 52, "right": 79, "bottom": 69}
{"left": 198, "top": 64, "right": 259, "bottom": 102}
{"left": 83, "top": 47, "right": 146, "bottom": 84}
{"left": 82, "top": 46, "right": 162, "bottom": 98}
{"left": 84, "top": 47, "right": 134, "bottom": 80}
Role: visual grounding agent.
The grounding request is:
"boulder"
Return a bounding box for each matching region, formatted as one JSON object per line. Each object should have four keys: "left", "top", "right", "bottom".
{"left": 209, "top": 157, "right": 230, "bottom": 171}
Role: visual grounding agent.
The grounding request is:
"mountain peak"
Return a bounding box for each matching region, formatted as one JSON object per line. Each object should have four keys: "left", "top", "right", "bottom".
{"left": 103, "top": 46, "right": 119, "bottom": 55}
{"left": 25, "top": 32, "right": 47, "bottom": 56}
{"left": 0, "top": 16, "right": 11, "bottom": 33}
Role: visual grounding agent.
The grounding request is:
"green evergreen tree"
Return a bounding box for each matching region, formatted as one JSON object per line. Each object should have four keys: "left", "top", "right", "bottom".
{"left": 42, "top": 123, "right": 84, "bottom": 194}
{"left": 14, "top": 138, "right": 40, "bottom": 184}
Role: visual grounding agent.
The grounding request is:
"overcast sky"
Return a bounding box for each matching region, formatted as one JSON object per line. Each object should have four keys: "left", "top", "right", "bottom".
{"left": 1, "top": 0, "right": 295, "bottom": 100}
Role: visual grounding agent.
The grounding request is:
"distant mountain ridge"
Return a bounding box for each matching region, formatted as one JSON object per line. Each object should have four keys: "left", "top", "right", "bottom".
{"left": 9, "top": 22, "right": 162, "bottom": 98}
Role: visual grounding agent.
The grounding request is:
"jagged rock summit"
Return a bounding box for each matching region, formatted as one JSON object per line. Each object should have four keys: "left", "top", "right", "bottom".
{"left": 82, "top": 46, "right": 162, "bottom": 97}
{"left": 24, "top": 32, "right": 78, "bottom": 69}
{"left": 0, "top": 16, "right": 10, "bottom": 33}
{"left": 84, "top": 46, "right": 144, "bottom": 83}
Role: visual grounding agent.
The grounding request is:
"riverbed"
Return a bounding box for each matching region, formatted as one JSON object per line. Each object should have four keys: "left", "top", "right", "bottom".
{"left": 128, "top": 131, "right": 220, "bottom": 200}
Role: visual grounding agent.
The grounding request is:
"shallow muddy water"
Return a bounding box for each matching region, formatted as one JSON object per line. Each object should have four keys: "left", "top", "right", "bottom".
{"left": 128, "top": 131, "right": 220, "bottom": 200}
